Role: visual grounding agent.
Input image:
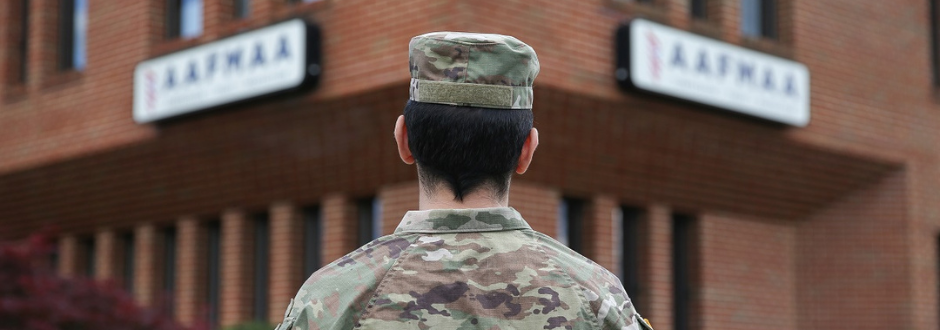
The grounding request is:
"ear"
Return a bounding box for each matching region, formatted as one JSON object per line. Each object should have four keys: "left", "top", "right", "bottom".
{"left": 394, "top": 115, "right": 415, "bottom": 165}
{"left": 515, "top": 127, "right": 539, "bottom": 174}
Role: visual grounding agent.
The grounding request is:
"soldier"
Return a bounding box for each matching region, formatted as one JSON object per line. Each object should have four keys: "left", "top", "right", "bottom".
{"left": 275, "top": 32, "right": 653, "bottom": 330}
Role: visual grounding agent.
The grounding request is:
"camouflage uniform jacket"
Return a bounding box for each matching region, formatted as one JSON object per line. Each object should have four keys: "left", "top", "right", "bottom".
{"left": 276, "top": 207, "right": 653, "bottom": 330}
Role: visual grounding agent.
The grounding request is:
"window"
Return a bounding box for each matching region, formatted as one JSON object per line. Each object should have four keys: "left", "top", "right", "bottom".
{"left": 121, "top": 232, "right": 135, "bottom": 293}
{"left": 205, "top": 220, "right": 221, "bottom": 328}
{"left": 557, "top": 197, "right": 586, "bottom": 254}
{"left": 162, "top": 227, "right": 177, "bottom": 315}
{"left": 691, "top": 0, "right": 707, "bottom": 19}
{"left": 234, "top": 0, "right": 249, "bottom": 18}
{"left": 931, "top": 0, "right": 940, "bottom": 85}
{"left": 672, "top": 214, "right": 698, "bottom": 330}
{"left": 80, "top": 236, "right": 95, "bottom": 277}
{"left": 252, "top": 212, "right": 270, "bottom": 321}
{"left": 59, "top": 0, "right": 86, "bottom": 71}
{"left": 9, "top": 0, "right": 29, "bottom": 83}
{"left": 357, "top": 197, "right": 382, "bottom": 246}
{"left": 166, "top": 0, "right": 203, "bottom": 39}
{"left": 619, "top": 206, "right": 644, "bottom": 311}
{"left": 302, "top": 206, "right": 322, "bottom": 278}
{"left": 740, "top": 0, "right": 777, "bottom": 39}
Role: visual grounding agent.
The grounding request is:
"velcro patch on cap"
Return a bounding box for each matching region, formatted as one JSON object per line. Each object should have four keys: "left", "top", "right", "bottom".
{"left": 410, "top": 79, "right": 531, "bottom": 109}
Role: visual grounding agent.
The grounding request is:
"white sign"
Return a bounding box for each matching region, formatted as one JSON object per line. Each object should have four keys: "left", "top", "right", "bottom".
{"left": 621, "top": 19, "right": 810, "bottom": 127}
{"left": 133, "top": 19, "right": 315, "bottom": 123}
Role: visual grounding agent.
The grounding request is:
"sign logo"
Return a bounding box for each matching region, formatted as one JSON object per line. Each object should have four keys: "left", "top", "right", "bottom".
{"left": 646, "top": 30, "right": 661, "bottom": 80}
{"left": 133, "top": 19, "right": 320, "bottom": 124}
{"left": 616, "top": 19, "right": 810, "bottom": 127}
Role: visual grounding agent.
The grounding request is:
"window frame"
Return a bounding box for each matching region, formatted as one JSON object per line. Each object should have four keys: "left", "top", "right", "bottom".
{"left": 356, "top": 197, "right": 381, "bottom": 246}
{"left": 690, "top": 0, "right": 707, "bottom": 19}
{"left": 558, "top": 197, "right": 586, "bottom": 254}
{"left": 672, "top": 213, "right": 698, "bottom": 330}
{"left": 121, "top": 232, "right": 135, "bottom": 294}
{"left": 741, "top": 0, "right": 778, "bottom": 39}
{"left": 931, "top": 0, "right": 940, "bottom": 86}
{"left": 166, "top": 0, "right": 203, "bottom": 39}
{"left": 205, "top": 220, "right": 221, "bottom": 328}
{"left": 619, "top": 206, "right": 644, "bottom": 311}
{"left": 57, "top": 0, "right": 75, "bottom": 71}
{"left": 302, "top": 206, "right": 322, "bottom": 278}
{"left": 234, "top": 0, "right": 250, "bottom": 18}
{"left": 162, "top": 227, "right": 177, "bottom": 316}
{"left": 252, "top": 212, "right": 270, "bottom": 321}
{"left": 10, "top": 0, "right": 30, "bottom": 84}
{"left": 80, "top": 236, "right": 95, "bottom": 277}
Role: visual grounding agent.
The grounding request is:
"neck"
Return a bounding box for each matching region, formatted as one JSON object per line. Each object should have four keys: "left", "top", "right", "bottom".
{"left": 418, "top": 184, "right": 509, "bottom": 210}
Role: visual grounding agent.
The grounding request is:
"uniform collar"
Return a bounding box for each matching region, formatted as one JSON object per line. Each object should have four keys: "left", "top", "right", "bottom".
{"left": 394, "top": 207, "right": 531, "bottom": 234}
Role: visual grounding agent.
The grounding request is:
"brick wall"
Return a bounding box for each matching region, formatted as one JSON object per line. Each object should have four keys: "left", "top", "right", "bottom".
{"left": 798, "top": 169, "right": 910, "bottom": 329}
{"left": 698, "top": 213, "right": 797, "bottom": 330}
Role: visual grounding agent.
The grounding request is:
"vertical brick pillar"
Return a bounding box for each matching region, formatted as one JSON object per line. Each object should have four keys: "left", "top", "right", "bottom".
{"left": 378, "top": 182, "right": 419, "bottom": 235}
{"left": 176, "top": 216, "right": 206, "bottom": 326}
{"left": 220, "top": 209, "right": 251, "bottom": 327}
{"left": 203, "top": 0, "right": 224, "bottom": 39}
{"left": 269, "top": 202, "right": 302, "bottom": 322}
{"left": 322, "top": 194, "right": 357, "bottom": 263}
{"left": 644, "top": 204, "right": 672, "bottom": 330}
{"left": 585, "top": 195, "right": 617, "bottom": 271}
{"left": 58, "top": 235, "right": 78, "bottom": 277}
{"left": 133, "top": 224, "right": 158, "bottom": 306}
{"left": 94, "top": 229, "right": 117, "bottom": 281}
{"left": 31, "top": 0, "right": 60, "bottom": 88}
{"left": 255, "top": 0, "right": 275, "bottom": 20}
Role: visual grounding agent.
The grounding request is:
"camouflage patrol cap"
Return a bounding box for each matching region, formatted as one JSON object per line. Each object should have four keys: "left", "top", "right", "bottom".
{"left": 409, "top": 32, "right": 539, "bottom": 109}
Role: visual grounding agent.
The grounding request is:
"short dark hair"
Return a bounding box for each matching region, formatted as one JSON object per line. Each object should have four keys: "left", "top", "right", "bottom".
{"left": 404, "top": 101, "right": 534, "bottom": 201}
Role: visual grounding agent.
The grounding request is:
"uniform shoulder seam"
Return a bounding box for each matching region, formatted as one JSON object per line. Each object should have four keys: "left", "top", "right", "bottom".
{"left": 521, "top": 230, "right": 604, "bottom": 329}
{"left": 351, "top": 234, "right": 421, "bottom": 328}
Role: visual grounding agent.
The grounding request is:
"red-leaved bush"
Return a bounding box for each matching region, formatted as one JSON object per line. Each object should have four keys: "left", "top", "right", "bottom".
{"left": 0, "top": 233, "right": 204, "bottom": 330}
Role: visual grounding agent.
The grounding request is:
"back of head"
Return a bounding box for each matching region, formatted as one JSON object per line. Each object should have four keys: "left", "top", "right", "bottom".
{"left": 406, "top": 32, "right": 540, "bottom": 201}
{"left": 404, "top": 101, "right": 532, "bottom": 201}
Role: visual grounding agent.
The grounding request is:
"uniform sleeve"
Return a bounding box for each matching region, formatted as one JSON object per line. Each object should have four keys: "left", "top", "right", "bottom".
{"left": 274, "top": 235, "right": 415, "bottom": 330}
{"left": 533, "top": 232, "right": 653, "bottom": 330}
{"left": 574, "top": 262, "right": 653, "bottom": 330}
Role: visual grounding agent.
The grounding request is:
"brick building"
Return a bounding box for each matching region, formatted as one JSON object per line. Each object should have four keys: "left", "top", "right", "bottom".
{"left": 0, "top": 0, "right": 937, "bottom": 329}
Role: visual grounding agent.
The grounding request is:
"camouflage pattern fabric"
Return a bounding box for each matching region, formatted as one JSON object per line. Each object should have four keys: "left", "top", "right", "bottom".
{"left": 276, "top": 207, "right": 653, "bottom": 330}
{"left": 409, "top": 32, "right": 539, "bottom": 109}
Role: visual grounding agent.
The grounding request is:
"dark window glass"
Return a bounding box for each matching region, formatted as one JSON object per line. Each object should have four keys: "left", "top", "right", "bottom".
{"left": 620, "top": 207, "right": 643, "bottom": 311}
{"left": 931, "top": 0, "right": 940, "bottom": 85}
{"left": 741, "top": 0, "right": 777, "bottom": 39}
{"left": 206, "top": 220, "right": 221, "bottom": 328}
{"left": 80, "top": 236, "right": 95, "bottom": 277}
{"left": 49, "top": 242, "right": 59, "bottom": 273}
{"left": 12, "top": 0, "right": 29, "bottom": 83}
{"left": 166, "top": 0, "right": 202, "bottom": 39}
{"left": 122, "top": 232, "right": 135, "bottom": 293}
{"left": 57, "top": 0, "right": 85, "bottom": 70}
{"left": 672, "top": 214, "right": 697, "bottom": 330}
{"left": 162, "top": 227, "right": 177, "bottom": 316}
{"left": 253, "top": 213, "right": 270, "bottom": 321}
{"left": 235, "top": 0, "right": 249, "bottom": 18}
{"left": 166, "top": 0, "right": 180, "bottom": 38}
{"left": 691, "top": 0, "right": 707, "bottom": 19}
{"left": 558, "top": 197, "right": 586, "bottom": 254}
{"left": 58, "top": 0, "right": 73, "bottom": 70}
{"left": 357, "top": 197, "right": 381, "bottom": 246}
{"left": 303, "top": 206, "right": 322, "bottom": 279}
